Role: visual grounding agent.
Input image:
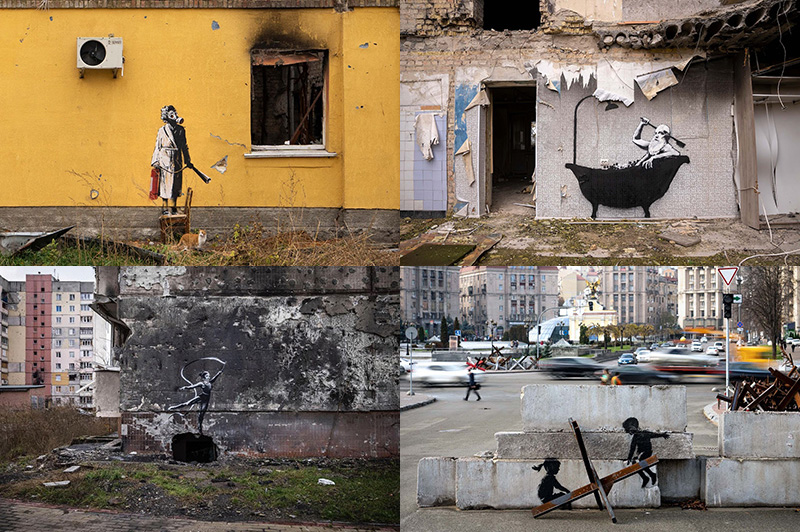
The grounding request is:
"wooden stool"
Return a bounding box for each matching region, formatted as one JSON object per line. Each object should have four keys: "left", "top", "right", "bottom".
{"left": 159, "top": 187, "right": 193, "bottom": 243}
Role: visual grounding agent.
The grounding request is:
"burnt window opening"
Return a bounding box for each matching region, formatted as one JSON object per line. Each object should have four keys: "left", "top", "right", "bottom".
{"left": 250, "top": 50, "right": 326, "bottom": 147}
{"left": 172, "top": 433, "right": 218, "bottom": 463}
{"left": 483, "top": 2, "right": 541, "bottom": 31}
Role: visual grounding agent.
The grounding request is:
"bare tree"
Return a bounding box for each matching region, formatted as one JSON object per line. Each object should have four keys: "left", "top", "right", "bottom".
{"left": 741, "top": 266, "right": 794, "bottom": 358}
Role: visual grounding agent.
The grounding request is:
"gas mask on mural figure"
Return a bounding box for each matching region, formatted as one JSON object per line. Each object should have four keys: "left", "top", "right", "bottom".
{"left": 161, "top": 105, "right": 184, "bottom": 125}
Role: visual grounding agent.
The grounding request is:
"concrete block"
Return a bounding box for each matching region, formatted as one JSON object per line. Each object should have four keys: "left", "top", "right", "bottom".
{"left": 417, "top": 457, "right": 457, "bottom": 507}
{"left": 720, "top": 411, "right": 800, "bottom": 458}
{"left": 455, "top": 458, "right": 660, "bottom": 510}
{"left": 520, "top": 384, "right": 687, "bottom": 432}
{"left": 659, "top": 458, "right": 703, "bottom": 502}
{"left": 495, "top": 431, "right": 694, "bottom": 460}
{"left": 704, "top": 458, "right": 800, "bottom": 506}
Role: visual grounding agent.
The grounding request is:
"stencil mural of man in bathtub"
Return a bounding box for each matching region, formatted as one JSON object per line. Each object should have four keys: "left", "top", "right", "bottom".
{"left": 565, "top": 115, "right": 690, "bottom": 219}
{"left": 632, "top": 118, "right": 680, "bottom": 169}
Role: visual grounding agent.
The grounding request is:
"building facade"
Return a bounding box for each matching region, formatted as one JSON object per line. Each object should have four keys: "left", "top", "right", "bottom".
{"left": 400, "top": 0, "right": 797, "bottom": 227}
{"left": 459, "top": 266, "right": 559, "bottom": 337}
{"left": 677, "top": 266, "right": 724, "bottom": 330}
{"left": 0, "top": 1, "right": 400, "bottom": 243}
{"left": 597, "top": 266, "right": 671, "bottom": 326}
{"left": 0, "top": 274, "right": 97, "bottom": 407}
{"left": 0, "top": 277, "right": 9, "bottom": 385}
{"left": 399, "top": 266, "right": 460, "bottom": 336}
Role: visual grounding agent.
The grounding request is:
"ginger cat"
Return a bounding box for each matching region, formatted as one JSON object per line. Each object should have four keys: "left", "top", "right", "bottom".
{"left": 176, "top": 230, "right": 207, "bottom": 251}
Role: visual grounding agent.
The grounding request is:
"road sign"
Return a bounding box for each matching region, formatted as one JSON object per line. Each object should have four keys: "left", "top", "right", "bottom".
{"left": 733, "top": 294, "right": 742, "bottom": 304}
{"left": 718, "top": 267, "right": 738, "bottom": 286}
{"left": 455, "top": 330, "right": 461, "bottom": 336}
{"left": 737, "top": 321, "right": 743, "bottom": 328}
{"left": 405, "top": 326, "right": 418, "bottom": 340}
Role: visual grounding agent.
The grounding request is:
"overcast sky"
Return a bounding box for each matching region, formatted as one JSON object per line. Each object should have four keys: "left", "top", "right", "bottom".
{"left": 0, "top": 267, "right": 95, "bottom": 282}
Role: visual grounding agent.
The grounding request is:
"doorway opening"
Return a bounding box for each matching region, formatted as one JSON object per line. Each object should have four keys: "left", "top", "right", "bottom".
{"left": 172, "top": 433, "right": 218, "bottom": 463}
{"left": 489, "top": 86, "right": 537, "bottom": 214}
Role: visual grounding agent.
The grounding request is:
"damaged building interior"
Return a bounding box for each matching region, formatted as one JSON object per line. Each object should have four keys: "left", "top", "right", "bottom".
{"left": 401, "top": 0, "right": 800, "bottom": 229}
{"left": 92, "top": 266, "right": 400, "bottom": 462}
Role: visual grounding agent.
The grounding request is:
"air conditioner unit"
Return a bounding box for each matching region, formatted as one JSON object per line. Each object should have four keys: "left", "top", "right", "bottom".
{"left": 77, "top": 37, "right": 123, "bottom": 78}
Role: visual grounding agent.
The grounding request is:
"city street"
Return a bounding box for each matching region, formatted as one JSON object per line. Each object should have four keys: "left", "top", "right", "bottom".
{"left": 400, "top": 368, "right": 725, "bottom": 528}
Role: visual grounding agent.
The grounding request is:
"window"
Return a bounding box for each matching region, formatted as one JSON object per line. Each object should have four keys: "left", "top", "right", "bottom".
{"left": 55, "top": 375, "right": 61, "bottom": 382}
{"left": 69, "top": 306, "right": 75, "bottom": 312}
{"left": 69, "top": 317, "right": 75, "bottom": 323}
{"left": 56, "top": 305, "right": 61, "bottom": 312}
{"left": 69, "top": 328, "right": 75, "bottom": 335}
{"left": 55, "top": 352, "right": 61, "bottom": 358}
{"left": 70, "top": 351, "right": 75, "bottom": 358}
{"left": 53, "top": 328, "right": 61, "bottom": 336}
{"left": 56, "top": 294, "right": 62, "bottom": 301}
{"left": 69, "top": 294, "right": 75, "bottom": 301}
{"left": 54, "top": 340, "right": 61, "bottom": 347}
{"left": 56, "top": 317, "right": 61, "bottom": 324}
{"left": 81, "top": 293, "right": 92, "bottom": 300}
{"left": 249, "top": 50, "right": 327, "bottom": 152}
{"left": 81, "top": 304, "right": 91, "bottom": 311}
{"left": 69, "top": 363, "right": 75, "bottom": 370}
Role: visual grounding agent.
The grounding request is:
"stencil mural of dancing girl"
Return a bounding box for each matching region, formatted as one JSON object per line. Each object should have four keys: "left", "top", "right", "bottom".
{"left": 167, "top": 357, "right": 226, "bottom": 435}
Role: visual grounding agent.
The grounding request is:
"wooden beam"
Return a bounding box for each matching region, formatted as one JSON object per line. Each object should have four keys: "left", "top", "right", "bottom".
{"left": 733, "top": 50, "right": 760, "bottom": 229}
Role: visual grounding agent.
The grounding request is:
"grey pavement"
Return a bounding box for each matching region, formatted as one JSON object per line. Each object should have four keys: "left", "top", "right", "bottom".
{"left": 0, "top": 499, "right": 396, "bottom": 532}
{"left": 400, "top": 392, "right": 436, "bottom": 411}
{"left": 402, "top": 507, "right": 800, "bottom": 532}
{"left": 400, "top": 370, "right": 727, "bottom": 529}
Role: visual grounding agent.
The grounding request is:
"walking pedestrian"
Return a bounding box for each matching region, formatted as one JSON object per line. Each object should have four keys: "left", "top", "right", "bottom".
{"left": 601, "top": 368, "right": 611, "bottom": 385}
{"left": 464, "top": 368, "right": 481, "bottom": 401}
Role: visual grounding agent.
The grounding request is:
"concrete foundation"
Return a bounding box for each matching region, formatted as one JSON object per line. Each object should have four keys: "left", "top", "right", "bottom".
{"left": 455, "top": 457, "right": 660, "bottom": 509}
{"left": 720, "top": 411, "right": 800, "bottom": 459}
{"left": 520, "top": 384, "right": 688, "bottom": 432}
{"left": 417, "top": 457, "right": 457, "bottom": 507}
{"left": 703, "top": 458, "right": 800, "bottom": 507}
{"left": 495, "top": 431, "right": 694, "bottom": 460}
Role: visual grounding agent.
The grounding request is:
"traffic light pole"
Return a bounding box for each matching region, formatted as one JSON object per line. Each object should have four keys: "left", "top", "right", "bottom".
{"left": 725, "top": 316, "right": 730, "bottom": 392}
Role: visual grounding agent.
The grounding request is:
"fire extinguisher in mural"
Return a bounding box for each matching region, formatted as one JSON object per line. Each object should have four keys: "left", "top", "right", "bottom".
{"left": 151, "top": 105, "right": 212, "bottom": 215}
{"left": 167, "top": 357, "right": 226, "bottom": 435}
{"left": 566, "top": 112, "right": 690, "bottom": 219}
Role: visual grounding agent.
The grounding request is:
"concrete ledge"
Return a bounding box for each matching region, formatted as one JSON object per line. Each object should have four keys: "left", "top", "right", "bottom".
{"left": 659, "top": 458, "right": 703, "bottom": 502}
{"left": 720, "top": 411, "right": 800, "bottom": 458}
{"left": 495, "top": 431, "right": 694, "bottom": 460}
{"left": 454, "top": 457, "right": 660, "bottom": 509}
{"left": 704, "top": 458, "right": 800, "bottom": 506}
{"left": 520, "top": 384, "right": 687, "bottom": 432}
{"left": 417, "top": 457, "right": 456, "bottom": 507}
{"left": 0, "top": 206, "right": 400, "bottom": 245}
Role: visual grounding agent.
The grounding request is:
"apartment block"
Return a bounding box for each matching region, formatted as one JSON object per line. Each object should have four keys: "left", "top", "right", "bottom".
{"left": 400, "top": 267, "right": 460, "bottom": 335}
{"left": 597, "top": 267, "right": 674, "bottom": 326}
{"left": 677, "top": 267, "right": 724, "bottom": 330}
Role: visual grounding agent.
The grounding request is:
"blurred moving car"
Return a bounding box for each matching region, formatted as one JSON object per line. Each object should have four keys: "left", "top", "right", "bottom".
{"left": 618, "top": 353, "right": 637, "bottom": 366}
{"left": 406, "top": 362, "right": 485, "bottom": 386}
{"left": 540, "top": 357, "right": 603, "bottom": 379}
{"left": 647, "top": 347, "right": 719, "bottom": 367}
{"left": 691, "top": 341, "right": 703, "bottom": 352}
{"left": 714, "top": 341, "right": 725, "bottom": 352}
{"left": 705, "top": 346, "right": 720, "bottom": 356}
{"left": 636, "top": 350, "right": 653, "bottom": 363}
{"left": 650, "top": 343, "right": 660, "bottom": 351}
{"left": 400, "top": 358, "right": 418, "bottom": 373}
{"left": 597, "top": 366, "right": 679, "bottom": 385}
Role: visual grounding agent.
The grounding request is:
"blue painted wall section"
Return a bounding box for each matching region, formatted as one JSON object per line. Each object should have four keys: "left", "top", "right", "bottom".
{"left": 454, "top": 84, "right": 478, "bottom": 154}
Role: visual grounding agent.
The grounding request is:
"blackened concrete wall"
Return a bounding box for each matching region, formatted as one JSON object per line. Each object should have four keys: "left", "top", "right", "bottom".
{"left": 104, "top": 267, "right": 399, "bottom": 458}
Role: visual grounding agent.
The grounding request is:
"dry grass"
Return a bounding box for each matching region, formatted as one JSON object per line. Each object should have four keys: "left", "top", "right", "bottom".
{"left": 146, "top": 223, "right": 399, "bottom": 266}
{"left": 0, "top": 407, "right": 116, "bottom": 462}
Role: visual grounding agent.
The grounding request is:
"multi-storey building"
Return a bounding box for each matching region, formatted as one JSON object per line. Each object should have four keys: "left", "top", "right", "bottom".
{"left": 0, "top": 273, "right": 97, "bottom": 407}
{"left": 459, "top": 267, "right": 559, "bottom": 337}
{"left": 559, "top": 269, "right": 588, "bottom": 308}
{"left": 0, "top": 276, "right": 9, "bottom": 385}
{"left": 597, "top": 266, "right": 671, "bottom": 326}
{"left": 399, "top": 267, "right": 460, "bottom": 336}
{"left": 677, "top": 267, "right": 723, "bottom": 330}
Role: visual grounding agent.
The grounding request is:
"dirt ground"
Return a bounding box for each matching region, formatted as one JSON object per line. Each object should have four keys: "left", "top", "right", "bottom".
{"left": 0, "top": 440, "right": 399, "bottom": 526}
{"left": 401, "top": 208, "right": 800, "bottom": 265}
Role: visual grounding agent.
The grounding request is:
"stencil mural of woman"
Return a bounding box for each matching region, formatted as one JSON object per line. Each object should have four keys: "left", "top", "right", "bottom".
{"left": 623, "top": 417, "right": 669, "bottom": 488}
{"left": 167, "top": 357, "right": 226, "bottom": 435}
{"left": 532, "top": 459, "right": 572, "bottom": 508}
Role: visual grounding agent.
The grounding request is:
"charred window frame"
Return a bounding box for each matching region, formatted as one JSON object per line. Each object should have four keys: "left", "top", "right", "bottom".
{"left": 248, "top": 49, "right": 334, "bottom": 157}
{"left": 482, "top": 1, "right": 541, "bottom": 31}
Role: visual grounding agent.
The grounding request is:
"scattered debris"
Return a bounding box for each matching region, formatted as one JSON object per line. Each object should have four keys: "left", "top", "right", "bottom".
{"left": 680, "top": 498, "right": 707, "bottom": 511}
{"left": 317, "top": 478, "right": 336, "bottom": 486}
{"left": 658, "top": 231, "right": 701, "bottom": 247}
{"left": 63, "top": 465, "right": 81, "bottom": 473}
{"left": 460, "top": 234, "right": 503, "bottom": 266}
{"left": 43, "top": 481, "right": 70, "bottom": 488}
{"left": 513, "top": 203, "right": 536, "bottom": 209}
{"left": 0, "top": 226, "right": 75, "bottom": 257}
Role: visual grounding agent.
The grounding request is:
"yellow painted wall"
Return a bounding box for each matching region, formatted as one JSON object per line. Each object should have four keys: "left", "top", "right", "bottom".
{"left": 0, "top": 8, "right": 399, "bottom": 210}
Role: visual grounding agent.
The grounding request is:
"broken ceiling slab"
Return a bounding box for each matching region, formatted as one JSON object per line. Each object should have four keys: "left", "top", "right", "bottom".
{"left": 593, "top": 53, "right": 705, "bottom": 105}
{"left": 594, "top": 0, "right": 799, "bottom": 50}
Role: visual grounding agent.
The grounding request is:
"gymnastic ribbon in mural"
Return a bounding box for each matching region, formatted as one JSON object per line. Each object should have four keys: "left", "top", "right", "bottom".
{"left": 566, "top": 114, "right": 690, "bottom": 218}
{"left": 150, "top": 105, "right": 212, "bottom": 215}
{"left": 167, "top": 357, "right": 226, "bottom": 435}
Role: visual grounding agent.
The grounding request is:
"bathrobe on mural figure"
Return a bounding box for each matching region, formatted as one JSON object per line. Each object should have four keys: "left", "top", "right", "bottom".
{"left": 152, "top": 105, "right": 192, "bottom": 214}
